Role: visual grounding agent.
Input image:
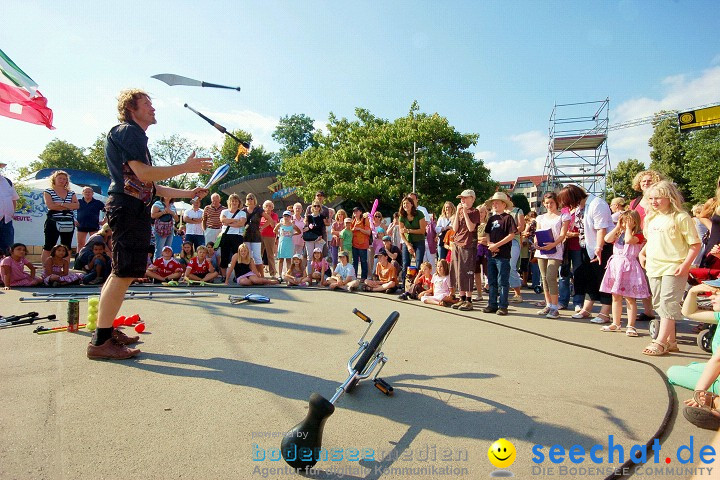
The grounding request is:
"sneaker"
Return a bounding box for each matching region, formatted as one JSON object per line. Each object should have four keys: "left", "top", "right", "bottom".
{"left": 497, "top": 308, "right": 508, "bottom": 316}
{"left": 113, "top": 328, "right": 139, "bottom": 345}
{"left": 557, "top": 304, "right": 567, "bottom": 310}
{"left": 574, "top": 305, "right": 582, "bottom": 313}
{"left": 347, "top": 285, "right": 357, "bottom": 292}
{"left": 87, "top": 338, "right": 140, "bottom": 360}
{"left": 482, "top": 306, "right": 498, "bottom": 313}
{"left": 590, "top": 315, "right": 611, "bottom": 324}
{"left": 537, "top": 306, "right": 551, "bottom": 315}
{"left": 398, "top": 292, "right": 409, "bottom": 300}
{"left": 457, "top": 301, "right": 473, "bottom": 311}
{"left": 472, "top": 295, "right": 484, "bottom": 303}
{"left": 546, "top": 308, "right": 560, "bottom": 319}
{"left": 451, "top": 301, "right": 465, "bottom": 309}
{"left": 88, "top": 277, "right": 104, "bottom": 285}
{"left": 509, "top": 295, "right": 523, "bottom": 303}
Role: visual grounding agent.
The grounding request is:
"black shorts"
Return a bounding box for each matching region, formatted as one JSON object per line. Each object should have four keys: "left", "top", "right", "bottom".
{"left": 106, "top": 194, "right": 152, "bottom": 278}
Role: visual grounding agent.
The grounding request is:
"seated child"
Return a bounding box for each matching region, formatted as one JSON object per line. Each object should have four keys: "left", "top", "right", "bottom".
{"left": 184, "top": 246, "right": 219, "bottom": 283}
{"left": 420, "top": 259, "right": 454, "bottom": 306}
{"left": 206, "top": 242, "right": 220, "bottom": 271}
{"left": 398, "top": 261, "right": 432, "bottom": 300}
{"left": 309, "top": 247, "right": 331, "bottom": 286}
{"left": 178, "top": 241, "right": 195, "bottom": 267}
{"left": 328, "top": 250, "right": 360, "bottom": 292}
{"left": 1, "top": 243, "right": 43, "bottom": 289}
{"left": 43, "top": 244, "right": 83, "bottom": 286}
{"left": 284, "top": 253, "right": 310, "bottom": 286}
{"left": 145, "top": 245, "right": 184, "bottom": 283}
{"left": 82, "top": 242, "right": 112, "bottom": 285}
{"left": 364, "top": 249, "right": 398, "bottom": 293}
{"left": 226, "top": 243, "right": 279, "bottom": 286}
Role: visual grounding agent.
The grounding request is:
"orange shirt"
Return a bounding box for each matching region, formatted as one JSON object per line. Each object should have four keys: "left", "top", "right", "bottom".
{"left": 375, "top": 262, "right": 397, "bottom": 283}
{"left": 351, "top": 216, "right": 371, "bottom": 249}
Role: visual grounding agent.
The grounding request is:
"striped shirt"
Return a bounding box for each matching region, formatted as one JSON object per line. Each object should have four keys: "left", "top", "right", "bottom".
{"left": 44, "top": 188, "right": 75, "bottom": 219}
{"left": 203, "top": 204, "right": 223, "bottom": 230}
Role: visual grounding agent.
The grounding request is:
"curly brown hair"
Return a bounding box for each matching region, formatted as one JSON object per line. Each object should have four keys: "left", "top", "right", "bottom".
{"left": 631, "top": 170, "right": 664, "bottom": 193}
{"left": 117, "top": 89, "right": 150, "bottom": 122}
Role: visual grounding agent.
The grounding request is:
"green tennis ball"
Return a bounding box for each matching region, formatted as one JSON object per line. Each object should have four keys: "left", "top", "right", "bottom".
{"left": 87, "top": 323, "right": 97, "bottom": 332}
{"left": 87, "top": 314, "right": 97, "bottom": 322}
{"left": 88, "top": 297, "right": 99, "bottom": 306}
{"left": 88, "top": 306, "right": 98, "bottom": 315}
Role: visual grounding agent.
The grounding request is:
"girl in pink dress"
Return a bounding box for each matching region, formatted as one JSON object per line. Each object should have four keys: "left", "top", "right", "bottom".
{"left": 1, "top": 243, "right": 43, "bottom": 289}
{"left": 420, "top": 259, "right": 453, "bottom": 306}
{"left": 599, "top": 210, "right": 649, "bottom": 336}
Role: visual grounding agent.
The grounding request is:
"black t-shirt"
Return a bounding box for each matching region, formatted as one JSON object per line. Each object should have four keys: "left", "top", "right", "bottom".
{"left": 305, "top": 213, "right": 326, "bottom": 239}
{"left": 105, "top": 120, "right": 154, "bottom": 204}
{"left": 485, "top": 213, "right": 517, "bottom": 259}
{"left": 243, "top": 206, "right": 263, "bottom": 242}
{"left": 385, "top": 245, "right": 402, "bottom": 261}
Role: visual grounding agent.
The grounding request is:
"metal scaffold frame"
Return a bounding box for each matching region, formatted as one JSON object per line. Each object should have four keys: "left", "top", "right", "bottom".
{"left": 542, "top": 98, "right": 611, "bottom": 198}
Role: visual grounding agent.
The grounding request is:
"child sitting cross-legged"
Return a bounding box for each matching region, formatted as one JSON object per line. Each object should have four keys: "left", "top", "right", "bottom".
{"left": 398, "top": 261, "right": 432, "bottom": 300}
{"left": 309, "top": 248, "right": 331, "bottom": 286}
{"left": 284, "top": 253, "right": 310, "bottom": 286}
{"left": 145, "top": 245, "right": 184, "bottom": 283}
{"left": 420, "top": 259, "right": 454, "bottom": 307}
{"left": 363, "top": 249, "right": 398, "bottom": 293}
{"left": 328, "top": 250, "right": 360, "bottom": 292}
{"left": 184, "top": 246, "right": 218, "bottom": 284}
{"left": 43, "top": 244, "right": 83, "bottom": 286}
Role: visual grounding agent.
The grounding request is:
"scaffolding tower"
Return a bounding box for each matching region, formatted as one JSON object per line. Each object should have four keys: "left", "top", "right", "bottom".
{"left": 542, "top": 98, "right": 611, "bottom": 198}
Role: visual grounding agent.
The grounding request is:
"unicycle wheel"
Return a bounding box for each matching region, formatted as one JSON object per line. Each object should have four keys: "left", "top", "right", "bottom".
{"left": 649, "top": 319, "right": 660, "bottom": 340}
{"left": 698, "top": 329, "right": 714, "bottom": 353}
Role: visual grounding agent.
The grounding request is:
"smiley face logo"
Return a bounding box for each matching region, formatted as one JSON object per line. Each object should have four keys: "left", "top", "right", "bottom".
{"left": 488, "top": 438, "right": 516, "bottom": 469}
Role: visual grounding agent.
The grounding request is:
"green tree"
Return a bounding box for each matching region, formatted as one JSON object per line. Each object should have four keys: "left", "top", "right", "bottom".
{"left": 85, "top": 133, "right": 111, "bottom": 176}
{"left": 685, "top": 127, "right": 720, "bottom": 204}
{"left": 151, "top": 134, "right": 209, "bottom": 190}
{"left": 272, "top": 114, "right": 318, "bottom": 159}
{"left": 606, "top": 158, "right": 646, "bottom": 202}
{"left": 281, "top": 103, "right": 495, "bottom": 213}
{"left": 649, "top": 115, "right": 688, "bottom": 197}
{"left": 510, "top": 194, "right": 531, "bottom": 215}
{"left": 197, "top": 130, "right": 279, "bottom": 204}
{"left": 18, "top": 139, "right": 88, "bottom": 178}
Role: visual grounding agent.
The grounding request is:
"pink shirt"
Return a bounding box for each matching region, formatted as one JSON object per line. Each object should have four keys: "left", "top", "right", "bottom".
{"left": 1, "top": 256, "right": 32, "bottom": 284}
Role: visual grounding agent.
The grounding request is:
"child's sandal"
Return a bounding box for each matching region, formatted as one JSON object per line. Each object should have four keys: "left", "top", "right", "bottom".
{"left": 625, "top": 326, "right": 638, "bottom": 337}
{"left": 600, "top": 323, "right": 622, "bottom": 332}
{"left": 642, "top": 340, "right": 669, "bottom": 356}
{"left": 683, "top": 390, "right": 720, "bottom": 430}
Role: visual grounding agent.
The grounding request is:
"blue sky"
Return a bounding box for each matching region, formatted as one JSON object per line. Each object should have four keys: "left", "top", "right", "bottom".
{"left": 2, "top": 0, "right": 719, "bottom": 182}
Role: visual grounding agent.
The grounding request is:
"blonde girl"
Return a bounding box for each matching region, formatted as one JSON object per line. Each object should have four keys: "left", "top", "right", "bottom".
{"left": 285, "top": 253, "right": 310, "bottom": 286}
{"left": 420, "top": 259, "right": 454, "bottom": 306}
{"left": 225, "top": 243, "right": 278, "bottom": 286}
{"left": 436, "top": 201, "right": 456, "bottom": 262}
{"left": 309, "top": 247, "right": 330, "bottom": 286}
{"left": 330, "top": 209, "right": 347, "bottom": 267}
{"left": 640, "top": 181, "right": 701, "bottom": 355}
{"left": 599, "top": 210, "right": 649, "bottom": 336}
{"left": 533, "top": 192, "right": 570, "bottom": 319}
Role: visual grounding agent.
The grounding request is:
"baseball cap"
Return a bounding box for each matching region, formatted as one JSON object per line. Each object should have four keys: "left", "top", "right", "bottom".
{"left": 456, "top": 189, "right": 476, "bottom": 198}
{"left": 338, "top": 250, "right": 349, "bottom": 259}
{"left": 374, "top": 248, "right": 389, "bottom": 258}
{"left": 313, "top": 247, "right": 322, "bottom": 253}
{"left": 162, "top": 246, "right": 173, "bottom": 252}
{"left": 292, "top": 253, "right": 303, "bottom": 260}
{"left": 382, "top": 235, "right": 391, "bottom": 241}
{"left": 344, "top": 218, "right": 352, "bottom": 223}
{"left": 282, "top": 210, "right": 292, "bottom": 216}
{"left": 352, "top": 206, "right": 361, "bottom": 212}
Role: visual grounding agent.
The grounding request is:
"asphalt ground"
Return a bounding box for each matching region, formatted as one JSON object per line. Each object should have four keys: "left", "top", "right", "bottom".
{"left": 0, "top": 285, "right": 718, "bottom": 480}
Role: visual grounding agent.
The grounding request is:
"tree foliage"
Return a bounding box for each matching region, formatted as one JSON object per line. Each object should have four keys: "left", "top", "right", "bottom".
{"left": 196, "top": 130, "right": 279, "bottom": 204}
{"left": 606, "top": 158, "right": 646, "bottom": 202}
{"left": 18, "top": 137, "right": 109, "bottom": 178}
{"left": 649, "top": 115, "right": 687, "bottom": 197}
{"left": 151, "top": 134, "right": 209, "bottom": 190}
{"left": 685, "top": 127, "right": 720, "bottom": 204}
{"left": 281, "top": 102, "right": 495, "bottom": 214}
{"left": 272, "top": 114, "right": 318, "bottom": 159}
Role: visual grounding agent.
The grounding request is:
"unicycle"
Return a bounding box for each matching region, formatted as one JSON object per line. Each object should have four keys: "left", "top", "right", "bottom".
{"left": 280, "top": 308, "right": 399, "bottom": 469}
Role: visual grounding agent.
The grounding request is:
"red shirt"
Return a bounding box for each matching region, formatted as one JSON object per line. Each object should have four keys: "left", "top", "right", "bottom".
{"left": 260, "top": 212, "right": 279, "bottom": 238}
{"left": 152, "top": 258, "right": 183, "bottom": 278}
{"left": 187, "top": 257, "right": 211, "bottom": 275}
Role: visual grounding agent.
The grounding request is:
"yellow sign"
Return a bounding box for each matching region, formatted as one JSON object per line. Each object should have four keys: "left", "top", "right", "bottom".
{"left": 678, "top": 105, "right": 720, "bottom": 132}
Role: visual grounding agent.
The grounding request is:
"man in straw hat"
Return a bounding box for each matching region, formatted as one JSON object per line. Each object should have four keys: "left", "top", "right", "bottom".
{"left": 449, "top": 189, "right": 482, "bottom": 311}
{"left": 482, "top": 191, "right": 518, "bottom": 316}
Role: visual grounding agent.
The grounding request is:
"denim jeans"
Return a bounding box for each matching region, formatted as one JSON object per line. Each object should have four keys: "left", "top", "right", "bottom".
{"left": 530, "top": 262, "right": 541, "bottom": 289}
{"left": 400, "top": 239, "right": 426, "bottom": 284}
{"left": 352, "top": 246, "right": 369, "bottom": 280}
{"left": 154, "top": 231, "right": 174, "bottom": 260}
{"left": 487, "top": 256, "right": 511, "bottom": 309}
{"left": 185, "top": 234, "right": 205, "bottom": 251}
{"left": 509, "top": 238, "right": 522, "bottom": 288}
{"left": 558, "top": 248, "right": 584, "bottom": 307}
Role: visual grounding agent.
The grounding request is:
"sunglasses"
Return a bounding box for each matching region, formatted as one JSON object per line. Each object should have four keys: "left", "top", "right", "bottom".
{"left": 313, "top": 205, "right": 321, "bottom": 208}
{"left": 374, "top": 214, "right": 382, "bottom": 218}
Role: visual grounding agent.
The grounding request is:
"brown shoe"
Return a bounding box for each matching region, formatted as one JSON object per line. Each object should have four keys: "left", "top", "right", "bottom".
{"left": 87, "top": 338, "right": 140, "bottom": 360}
{"left": 113, "top": 328, "right": 139, "bottom": 345}
{"left": 457, "top": 301, "right": 473, "bottom": 311}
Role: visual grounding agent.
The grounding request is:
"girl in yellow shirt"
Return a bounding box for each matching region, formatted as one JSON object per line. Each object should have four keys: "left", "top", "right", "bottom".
{"left": 639, "top": 181, "right": 701, "bottom": 356}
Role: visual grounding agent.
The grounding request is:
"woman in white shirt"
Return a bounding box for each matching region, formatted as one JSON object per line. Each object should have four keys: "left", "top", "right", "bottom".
{"left": 533, "top": 193, "right": 570, "bottom": 319}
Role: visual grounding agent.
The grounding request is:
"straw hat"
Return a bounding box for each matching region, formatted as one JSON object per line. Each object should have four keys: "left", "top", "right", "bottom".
{"left": 484, "top": 192, "right": 514, "bottom": 210}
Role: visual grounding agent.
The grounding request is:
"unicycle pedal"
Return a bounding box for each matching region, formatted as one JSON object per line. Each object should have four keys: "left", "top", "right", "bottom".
{"left": 374, "top": 378, "right": 393, "bottom": 396}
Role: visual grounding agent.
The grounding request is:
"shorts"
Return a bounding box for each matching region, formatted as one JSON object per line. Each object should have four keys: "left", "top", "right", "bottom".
{"left": 246, "top": 242, "right": 262, "bottom": 265}
{"left": 106, "top": 195, "right": 152, "bottom": 278}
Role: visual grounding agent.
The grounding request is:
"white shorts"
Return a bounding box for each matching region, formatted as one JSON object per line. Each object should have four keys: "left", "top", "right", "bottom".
{"left": 246, "top": 242, "right": 262, "bottom": 265}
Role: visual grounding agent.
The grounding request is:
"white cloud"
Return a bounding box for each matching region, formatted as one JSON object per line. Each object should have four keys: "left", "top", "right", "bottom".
{"left": 475, "top": 150, "right": 497, "bottom": 161}
{"left": 486, "top": 157, "right": 546, "bottom": 182}
{"left": 610, "top": 66, "right": 720, "bottom": 163}
{"left": 508, "top": 130, "right": 548, "bottom": 158}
